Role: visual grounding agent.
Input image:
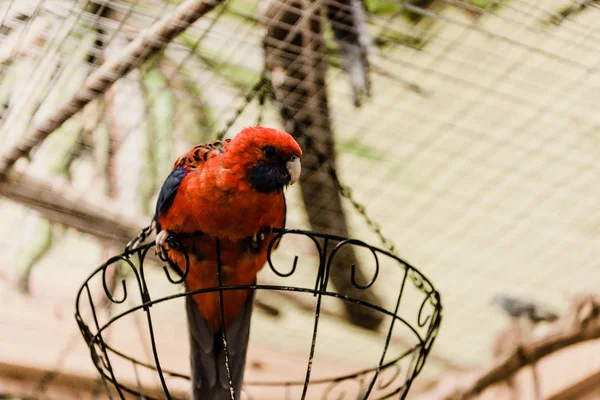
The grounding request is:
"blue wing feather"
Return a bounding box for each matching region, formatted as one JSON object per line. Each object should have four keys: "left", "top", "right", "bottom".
{"left": 154, "top": 168, "right": 188, "bottom": 231}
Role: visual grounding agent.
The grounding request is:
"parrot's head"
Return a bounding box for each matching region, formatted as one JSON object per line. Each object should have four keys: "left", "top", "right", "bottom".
{"left": 227, "top": 126, "right": 302, "bottom": 194}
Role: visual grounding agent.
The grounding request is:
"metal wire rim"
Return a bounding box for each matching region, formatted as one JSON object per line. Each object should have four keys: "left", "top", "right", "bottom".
{"left": 75, "top": 228, "right": 442, "bottom": 400}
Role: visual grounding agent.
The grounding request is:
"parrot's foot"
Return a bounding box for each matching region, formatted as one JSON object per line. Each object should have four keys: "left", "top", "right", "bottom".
{"left": 250, "top": 230, "right": 266, "bottom": 249}
{"left": 155, "top": 230, "right": 170, "bottom": 259}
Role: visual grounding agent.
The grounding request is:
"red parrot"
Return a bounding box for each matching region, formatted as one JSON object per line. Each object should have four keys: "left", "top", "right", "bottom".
{"left": 153, "top": 126, "right": 302, "bottom": 399}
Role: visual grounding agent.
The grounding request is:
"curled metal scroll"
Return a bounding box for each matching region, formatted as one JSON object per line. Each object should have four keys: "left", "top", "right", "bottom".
{"left": 159, "top": 236, "right": 192, "bottom": 284}
{"left": 321, "top": 376, "right": 365, "bottom": 400}
{"left": 376, "top": 363, "right": 402, "bottom": 391}
{"left": 101, "top": 254, "right": 145, "bottom": 305}
{"left": 326, "top": 239, "right": 380, "bottom": 290}
{"left": 267, "top": 229, "right": 322, "bottom": 277}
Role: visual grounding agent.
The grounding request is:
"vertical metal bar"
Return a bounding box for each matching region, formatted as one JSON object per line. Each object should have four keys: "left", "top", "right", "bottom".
{"left": 362, "top": 262, "right": 409, "bottom": 399}
{"left": 85, "top": 282, "right": 126, "bottom": 399}
{"left": 141, "top": 254, "right": 172, "bottom": 398}
{"left": 132, "top": 362, "right": 148, "bottom": 400}
{"left": 100, "top": 373, "right": 116, "bottom": 400}
{"left": 215, "top": 237, "right": 236, "bottom": 400}
{"left": 300, "top": 237, "right": 328, "bottom": 399}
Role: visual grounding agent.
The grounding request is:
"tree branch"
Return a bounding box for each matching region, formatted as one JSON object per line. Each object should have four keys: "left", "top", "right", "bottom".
{"left": 0, "top": 0, "right": 223, "bottom": 176}
{"left": 263, "top": 0, "right": 385, "bottom": 331}
{"left": 0, "top": 170, "right": 146, "bottom": 243}
{"left": 420, "top": 294, "right": 600, "bottom": 400}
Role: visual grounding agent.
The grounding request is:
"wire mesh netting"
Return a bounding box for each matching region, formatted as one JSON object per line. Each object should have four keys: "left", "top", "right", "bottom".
{"left": 0, "top": 0, "right": 599, "bottom": 398}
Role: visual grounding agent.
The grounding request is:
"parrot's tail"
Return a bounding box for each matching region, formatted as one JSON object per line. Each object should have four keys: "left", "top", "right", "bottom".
{"left": 186, "top": 291, "right": 254, "bottom": 400}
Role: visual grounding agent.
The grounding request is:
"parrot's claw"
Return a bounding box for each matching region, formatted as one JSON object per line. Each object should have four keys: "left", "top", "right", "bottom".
{"left": 250, "top": 229, "right": 267, "bottom": 249}
{"left": 155, "top": 230, "right": 170, "bottom": 259}
{"left": 250, "top": 232, "right": 259, "bottom": 249}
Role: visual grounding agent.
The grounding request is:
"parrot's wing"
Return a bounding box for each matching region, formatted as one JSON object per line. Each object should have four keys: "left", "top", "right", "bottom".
{"left": 154, "top": 168, "right": 187, "bottom": 230}
{"left": 186, "top": 289, "right": 255, "bottom": 400}
{"left": 173, "top": 138, "right": 231, "bottom": 170}
{"left": 154, "top": 139, "right": 231, "bottom": 230}
{"left": 326, "top": 0, "right": 375, "bottom": 107}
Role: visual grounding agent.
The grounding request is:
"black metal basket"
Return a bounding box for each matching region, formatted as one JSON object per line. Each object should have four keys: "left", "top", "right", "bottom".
{"left": 75, "top": 229, "right": 442, "bottom": 399}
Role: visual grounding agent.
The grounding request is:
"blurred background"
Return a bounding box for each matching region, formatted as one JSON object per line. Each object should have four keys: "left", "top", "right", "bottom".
{"left": 0, "top": 0, "right": 599, "bottom": 399}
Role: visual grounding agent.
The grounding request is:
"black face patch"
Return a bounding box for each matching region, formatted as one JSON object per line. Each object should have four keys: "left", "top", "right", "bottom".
{"left": 250, "top": 162, "right": 290, "bottom": 193}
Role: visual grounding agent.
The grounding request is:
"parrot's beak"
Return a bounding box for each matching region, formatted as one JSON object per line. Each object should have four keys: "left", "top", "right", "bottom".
{"left": 286, "top": 155, "right": 301, "bottom": 185}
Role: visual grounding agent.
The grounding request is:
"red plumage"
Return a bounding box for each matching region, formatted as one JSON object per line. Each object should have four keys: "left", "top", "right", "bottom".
{"left": 156, "top": 126, "right": 302, "bottom": 330}
{"left": 155, "top": 127, "right": 302, "bottom": 399}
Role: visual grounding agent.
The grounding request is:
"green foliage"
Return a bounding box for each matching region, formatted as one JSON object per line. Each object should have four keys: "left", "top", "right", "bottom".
{"left": 544, "top": 0, "right": 596, "bottom": 27}
{"left": 336, "top": 137, "right": 386, "bottom": 161}
{"left": 366, "top": 0, "right": 510, "bottom": 25}
{"left": 229, "top": 0, "right": 256, "bottom": 14}
{"left": 143, "top": 67, "right": 175, "bottom": 145}
{"left": 365, "top": 0, "right": 402, "bottom": 15}
{"left": 181, "top": 33, "right": 261, "bottom": 89}
{"left": 91, "top": 105, "right": 110, "bottom": 193}
{"left": 376, "top": 30, "right": 428, "bottom": 50}
{"left": 208, "top": 57, "right": 260, "bottom": 88}
{"left": 15, "top": 116, "right": 84, "bottom": 293}
{"left": 140, "top": 62, "right": 175, "bottom": 214}
{"left": 469, "top": 0, "right": 508, "bottom": 10}
{"left": 40, "top": 119, "right": 82, "bottom": 176}
{"left": 16, "top": 216, "right": 53, "bottom": 293}
{"left": 402, "top": 2, "right": 431, "bottom": 24}
{"left": 158, "top": 58, "right": 216, "bottom": 145}
{"left": 224, "top": 0, "right": 259, "bottom": 25}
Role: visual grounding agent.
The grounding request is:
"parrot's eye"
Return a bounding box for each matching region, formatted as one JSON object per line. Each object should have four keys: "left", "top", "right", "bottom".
{"left": 263, "top": 146, "right": 277, "bottom": 158}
